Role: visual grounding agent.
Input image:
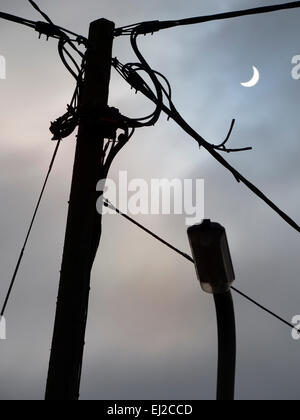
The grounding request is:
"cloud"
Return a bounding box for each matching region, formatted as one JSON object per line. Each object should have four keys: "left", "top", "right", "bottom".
{"left": 0, "top": 0, "right": 300, "bottom": 400}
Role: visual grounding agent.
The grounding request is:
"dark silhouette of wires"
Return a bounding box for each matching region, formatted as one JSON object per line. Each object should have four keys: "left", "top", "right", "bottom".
{"left": 1, "top": 0, "right": 299, "bottom": 332}
{"left": 0, "top": 2, "right": 87, "bottom": 316}
{"left": 115, "top": 1, "right": 300, "bottom": 36}
{"left": 0, "top": 141, "right": 61, "bottom": 318}
{"left": 104, "top": 199, "right": 193, "bottom": 262}
{"left": 0, "top": 10, "right": 78, "bottom": 41}
{"left": 0, "top": 3, "right": 87, "bottom": 42}
{"left": 0, "top": 11, "right": 36, "bottom": 30}
{"left": 25, "top": 1, "right": 88, "bottom": 141}
{"left": 112, "top": 41, "right": 300, "bottom": 235}
{"left": 231, "top": 287, "right": 299, "bottom": 332}
{"left": 53, "top": 37, "right": 86, "bottom": 141}
{"left": 27, "top": 0, "right": 86, "bottom": 42}
{"left": 103, "top": 199, "right": 300, "bottom": 335}
{"left": 28, "top": 0, "right": 53, "bottom": 25}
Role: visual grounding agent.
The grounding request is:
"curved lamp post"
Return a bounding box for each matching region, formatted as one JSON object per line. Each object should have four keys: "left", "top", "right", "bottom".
{"left": 187, "top": 220, "right": 236, "bottom": 401}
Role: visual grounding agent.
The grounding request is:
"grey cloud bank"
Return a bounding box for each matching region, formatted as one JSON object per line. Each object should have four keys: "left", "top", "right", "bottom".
{"left": 0, "top": 0, "right": 300, "bottom": 400}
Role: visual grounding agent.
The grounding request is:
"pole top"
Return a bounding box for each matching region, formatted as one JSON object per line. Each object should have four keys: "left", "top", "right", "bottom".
{"left": 90, "top": 18, "right": 115, "bottom": 28}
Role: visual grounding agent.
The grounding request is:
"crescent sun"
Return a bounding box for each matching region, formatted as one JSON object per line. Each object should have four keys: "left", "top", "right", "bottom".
{"left": 241, "top": 66, "right": 260, "bottom": 88}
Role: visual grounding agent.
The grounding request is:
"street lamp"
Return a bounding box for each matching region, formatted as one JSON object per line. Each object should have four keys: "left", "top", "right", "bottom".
{"left": 187, "top": 220, "right": 236, "bottom": 401}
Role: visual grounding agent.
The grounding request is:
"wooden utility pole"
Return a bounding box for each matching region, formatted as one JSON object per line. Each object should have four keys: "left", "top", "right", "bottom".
{"left": 45, "top": 19, "right": 115, "bottom": 401}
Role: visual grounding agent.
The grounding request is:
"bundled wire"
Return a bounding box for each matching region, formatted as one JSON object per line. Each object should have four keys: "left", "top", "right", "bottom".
{"left": 112, "top": 31, "right": 300, "bottom": 236}
{"left": 112, "top": 63, "right": 162, "bottom": 128}
{"left": 49, "top": 23, "right": 87, "bottom": 141}
{"left": 26, "top": 1, "right": 132, "bottom": 164}
{"left": 114, "top": 36, "right": 249, "bottom": 153}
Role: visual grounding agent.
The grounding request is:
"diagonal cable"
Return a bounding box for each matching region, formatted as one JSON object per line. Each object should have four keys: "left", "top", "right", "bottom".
{"left": 0, "top": 141, "right": 61, "bottom": 317}
{"left": 103, "top": 199, "right": 300, "bottom": 334}
{"left": 112, "top": 55, "right": 300, "bottom": 236}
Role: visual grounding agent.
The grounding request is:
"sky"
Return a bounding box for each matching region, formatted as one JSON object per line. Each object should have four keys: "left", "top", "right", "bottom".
{"left": 0, "top": 0, "right": 300, "bottom": 401}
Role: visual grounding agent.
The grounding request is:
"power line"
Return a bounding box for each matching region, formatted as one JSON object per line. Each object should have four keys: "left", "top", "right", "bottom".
{"left": 26, "top": 0, "right": 87, "bottom": 40}
{"left": 103, "top": 199, "right": 193, "bottom": 262}
{"left": 28, "top": 0, "right": 55, "bottom": 26}
{"left": 231, "top": 287, "right": 298, "bottom": 332}
{"left": 28, "top": 0, "right": 54, "bottom": 25}
{"left": 15, "top": 1, "right": 88, "bottom": 142}
{"left": 0, "top": 141, "right": 61, "bottom": 317}
{"left": 0, "top": 8, "right": 86, "bottom": 41}
{"left": 112, "top": 50, "right": 300, "bottom": 236}
{"left": 115, "top": 1, "right": 300, "bottom": 35}
{"left": 0, "top": 3, "right": 86, "bottom": 316}
{"left": 0, "top": 9, "right": 63, "bottom": 39}
{"left": 1, "top": 2, "right": 299, "bottom": 399}
{"left": 170, "top": 0, "right": 300, "bottom": 29}
{"left": 2, "top": 1, "right": 296, "bottom": 333}
{"left": 112, "top": 6, "right": 300, "bottom": 334}
{"left": 27, "top": 1, "right": 88, "bottom": 50}
{"left": 0, "top": 10, "right": 35, "bottom": 29}
{"left": 103, "top": 199, "right": 299, "bottom": 334}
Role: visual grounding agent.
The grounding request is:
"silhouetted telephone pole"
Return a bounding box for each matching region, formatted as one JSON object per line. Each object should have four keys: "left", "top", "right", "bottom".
{"left": 45, "top": 18, "right": 115, "bottom": 401}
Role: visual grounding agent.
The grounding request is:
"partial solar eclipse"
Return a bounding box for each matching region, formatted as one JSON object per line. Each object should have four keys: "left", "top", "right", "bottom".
{"left": 241, "top": 66, "right": 260, "bottom": 88}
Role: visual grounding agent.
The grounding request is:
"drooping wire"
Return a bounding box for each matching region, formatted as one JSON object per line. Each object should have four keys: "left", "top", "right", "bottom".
{"left": 130, "top": 32, "right": 164, "bottom": 127}
{"left": 58, "top": 38, "right": 82, "bottom": 81}
{"left": 112, "top": 48, "right": 300, "bottom": 235}
{"left": 103, "top": 127, "right": 136, "bottom": 177}
{"left": 112, "top": 60, "right": 159, "bottom": 127}
{"left": 115, "top": 1, "right": 300, "bottom": 36}
{"left": 40, "top": 3, "right": 87, "bottom": 141}
{"left": 50, "top": 41, "right": 85, "bottom": 140}
{"left": 23, "top": 0, "right": 88, "bottom": 142}
{"left": 0, "top": 141, "right": 61, "bottom": 317}
{"left": 113, "top": 55, "right": 249, "bottom": 152}
{"left": 103, "top": 199, "right": 300, "bottom": 335}
{"left": 113, "top": 31, "right": 164, "bottom": 130}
